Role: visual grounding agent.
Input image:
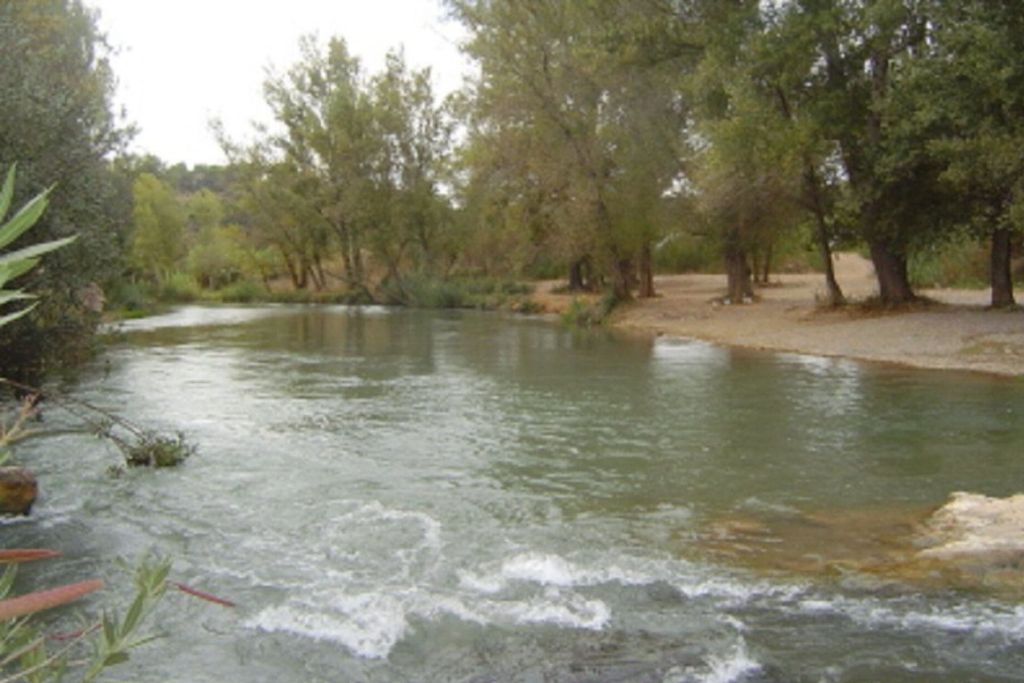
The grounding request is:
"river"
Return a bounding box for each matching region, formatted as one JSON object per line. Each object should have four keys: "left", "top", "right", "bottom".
{"left": 6, "top": 305, "right": 1024, "bottom": 682}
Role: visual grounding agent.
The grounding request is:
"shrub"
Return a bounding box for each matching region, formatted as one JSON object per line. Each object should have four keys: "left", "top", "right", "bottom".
{"left": 653, "top": 233, "right": 718, "bottom": 273}
{"left": 561, "top": 292, "right": 618, "bottom": 327}
{"left": 910, "top": 238, "right": 989, "bottom": 289}
{"left": 213, "top": 279, "right": 265, "bottom": 303}
{"left": 156, "top": 271, "right": 201, "bottom": 303}
{"left": 381, "top": 274, "right": 534, "bottom": 310}
{"left": 104, "top": 279, "right": 155, "bottom": 313}
{"left": 121, "top": 431, "right": 196, "bottom": 468}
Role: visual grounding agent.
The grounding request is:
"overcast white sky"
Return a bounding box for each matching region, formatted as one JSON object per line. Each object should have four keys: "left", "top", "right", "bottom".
{"left": 90, "top": 0, "right": 470, "bottom": 167}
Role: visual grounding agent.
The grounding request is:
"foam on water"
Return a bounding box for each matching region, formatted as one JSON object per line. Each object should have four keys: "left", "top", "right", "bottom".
{"left": 247, "top": 583, "right": 613, "bottom": 659}
{"left": 701, "top": 640, "right": 762, "bottom": 683}
{"left": 458, "top": 551, "right": 669, "bottom": 594}
{"left": 663, "top": 638, "right": 761, "bottom": 683}
{"left": 247, "top": 592, "right": 410, "bottom": 659}
{"left": 797, "top": 595, "right": 1024, "bottom": 640}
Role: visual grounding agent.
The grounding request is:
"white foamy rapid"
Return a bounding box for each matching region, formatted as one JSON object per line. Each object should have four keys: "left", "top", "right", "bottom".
{"left": 244, "top": 519, "right": 800, "bottom": 662}
{"left": 798, "top": 596, "right": 1024, "bottom": 641}
{"left": 663, "top": 638, "right": 762, "bottom": 683}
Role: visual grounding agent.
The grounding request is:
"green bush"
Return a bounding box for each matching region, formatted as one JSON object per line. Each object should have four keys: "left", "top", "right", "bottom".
{"left": 561, "top": 292, "right": 618, "bottom": 327}
{"left": 266, "top": 288, "right": 371, "bottom": 305}
{"left": 156, "top": 271, "right": 201, "bottom": 303}
{"left": 910, "top": 238, "right": 989, "bottom": 289}
{"left": 653, "top": 233, "right": 718, "bottom": 273}
{"left": 122, "top": 431, "right": 196, "bottom": 468}
{"left": 104, "top": 279, "right": 155, "bottom": 313}
{"left": 213, "top": 279, "right": 265, "bottom": 303}
{"left": 381, "top": 274, "right": 534, "bottom": 310}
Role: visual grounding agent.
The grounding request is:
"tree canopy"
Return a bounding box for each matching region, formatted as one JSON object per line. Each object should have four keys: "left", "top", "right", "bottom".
{"left": 0, "top": 0, "right": 131, "bottom": 380}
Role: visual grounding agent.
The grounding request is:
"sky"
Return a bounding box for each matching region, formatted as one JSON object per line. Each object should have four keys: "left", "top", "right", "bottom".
{"left": 90, "top": 0, "right": 470, "bottom": 167}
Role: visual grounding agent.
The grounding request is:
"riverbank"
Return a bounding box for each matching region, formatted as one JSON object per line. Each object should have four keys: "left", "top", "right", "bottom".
{"left": 533, "top": 253, "right": 1024, "bottom": 377}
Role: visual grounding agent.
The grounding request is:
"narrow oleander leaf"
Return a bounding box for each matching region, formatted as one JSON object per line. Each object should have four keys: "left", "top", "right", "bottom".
{"left": 0, "top": 166, "right": 14, "bottom": 220}
{"left": 102, "top": 612, "right": 117, "bottom": 644}
{"left": 0, "top": 234, "right": 77, "bottom": 267}
{"left": 0, "top": 302, "right": 38, "bottom": 329}
{"left": 0, "top": 565, "right": 16, "bottom": 598}
{"left": 102, "top": 651, "right": 130, "bottom": 667}
{"left": 0, "top": 257, "right": 40, "bottom": 287}
{"left": 0, "top": 549, "right": 60, "bottom": 564}
{"left": 121, "top": 591, "right": 146, "bottom": 635}
{"left": 0, "top": 579, "right": 103, "bottom": 621}
{"left": 0, "top": 290, "right": 34, "bottom": 306}
{"left": 0, "top": 189, "right": 51, "bottom": 250}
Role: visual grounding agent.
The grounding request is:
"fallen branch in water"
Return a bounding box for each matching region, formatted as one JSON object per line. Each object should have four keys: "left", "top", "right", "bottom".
{"left": 171, "top": 581, "right": 236, "bottom": 608}
{"left": 0, "top": 377, "right": 196, "bottom": 469}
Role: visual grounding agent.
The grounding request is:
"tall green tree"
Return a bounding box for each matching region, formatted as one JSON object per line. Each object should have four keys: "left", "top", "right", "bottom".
{"left": 451, "top": 0, "right": 689, "bottom": 301}
{"left": 222, "top": 36, "right": 453, "bottom": 297}
{"left": 130, "top": 173, "right": 185, "bottom": 284}
{"left": 899, "top": 0, "right": 1024, "bottom": 307}
{"left": 784, "top": 0, "right": 940, "bottom": 304}
{"left": 0, "top": 0, "right": 131, "bottom": 380}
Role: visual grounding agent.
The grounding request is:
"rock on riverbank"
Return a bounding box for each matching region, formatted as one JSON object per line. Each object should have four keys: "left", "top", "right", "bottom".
{"left": 0, "top": 466, "right": 37, "bottom": 515}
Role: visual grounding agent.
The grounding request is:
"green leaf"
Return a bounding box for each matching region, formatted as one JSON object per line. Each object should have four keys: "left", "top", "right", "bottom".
{"left": 102, "top": 651, "right": 130, "bottom": 667}
{"left": 0, "top": 235, "right": 77, "bottom": 267}
{"left": 124, "top": 633, "right": 162, "bottom": 650}
{"left": 0, "top": 303, "right": 37, "bottom": 328}
{"left": 152, "top": 560, "right": 171, "bottom": 589}
{"left": 0, "top": 566, "right": 17, "bottom": 600}
{"left": 101, "top": 613, "right": 117, "bottom": 645}
{"left": 121, "top": 592, "right": 146, "bottom": 636}
{"left": 0, "top": 189, "right": 51, "bottom": 251}
{"left": 0, "top": 258, "right": 40, "bottom": 288}
{"left": 0, "top": 166, "right": 14, "bottom": 220}
{"left": 0, "top": 291, "right": 34, "bottom": 306}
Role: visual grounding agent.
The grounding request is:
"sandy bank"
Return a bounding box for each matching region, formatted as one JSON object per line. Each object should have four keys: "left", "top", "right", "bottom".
{"left": 533, "top": 253, "right": 1024, "bottom": 377}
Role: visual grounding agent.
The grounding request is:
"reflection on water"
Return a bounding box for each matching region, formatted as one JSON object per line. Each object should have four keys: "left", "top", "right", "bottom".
{"left": 8, "top": 306, "right": 1024, "bottom": 682}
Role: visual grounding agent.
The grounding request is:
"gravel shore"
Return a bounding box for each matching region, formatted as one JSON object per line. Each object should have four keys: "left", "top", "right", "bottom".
{"left": 536, "top": 253, "right": 1024, "bottom": 377}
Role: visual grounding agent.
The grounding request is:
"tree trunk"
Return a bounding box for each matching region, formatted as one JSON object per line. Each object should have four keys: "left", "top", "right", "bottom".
{"left": 759, "top": 242, "right": 773, "bottom": 284}
{"left": 868, "top": 241, "right": 914, "bottom": 304}
{"left": 801, "top": 161, "right": 845, "bottom": 306}
{"left": 990, "top": 228, "right": 1015, "bottom": 308}
{"left": 611, "top": 255, "right": 633, "bottom": 302}
{"left": 277, "top": 245, "right": 302, "bottom": 289}
{"left": 724, "top": 242, "right": 753, "bottom": 303}
{"left": 813, "top": 218, "right": 845, "bottom": 307}
{"left": 638, "top": 242, "right": 655, "bottom": 298}
{"left": 568, "top": 257, "right": 587, "bottom": 292}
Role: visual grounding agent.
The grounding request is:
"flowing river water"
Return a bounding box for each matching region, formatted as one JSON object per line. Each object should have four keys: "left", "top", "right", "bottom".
{"left": 6, "top": 305, "right": 1024, "bottom": 682}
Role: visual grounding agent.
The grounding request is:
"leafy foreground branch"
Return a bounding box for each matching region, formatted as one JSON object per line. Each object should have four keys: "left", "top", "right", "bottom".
{"left": 0, "top": 379, "right": 195, "bottom": 471}
{"left": 0, "top": 551, "right": 233, "bottom": 682}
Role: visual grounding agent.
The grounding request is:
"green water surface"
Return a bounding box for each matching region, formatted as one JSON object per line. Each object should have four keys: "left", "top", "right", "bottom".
{"left": 7, "top": 305, "right": 1024, "bottom": 682}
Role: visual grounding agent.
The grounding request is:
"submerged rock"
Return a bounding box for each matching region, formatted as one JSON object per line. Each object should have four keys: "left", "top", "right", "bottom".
{"left": 0, "top": 466, "right": 37, "bottom": 515}
{"left": 915, "top": 492, "right": 1024, "bottom": 589}
{"left": 700, "top": 492, "right": 1024, "bottom": 596}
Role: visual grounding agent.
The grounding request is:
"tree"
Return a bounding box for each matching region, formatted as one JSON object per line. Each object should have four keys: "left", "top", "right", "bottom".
{"left": 0, "top": 0, "right": 132, "bottom": 380}
{"left": 899, "top": 1, "right": 1024, "bottom": 307}
{"left": 368, "top": 52, "right": 453, "bottom": 283}
{"left": 451, "top": 0, "right": 690, "bottom": 301}
{"left": 783, "top": 0, "right": 941, "bottom": 305}
{"left": 130, "top": 173, "right": 185, "bottom": 284}
{"left": 221, "top": 36, "right": 453, "bottom": 298}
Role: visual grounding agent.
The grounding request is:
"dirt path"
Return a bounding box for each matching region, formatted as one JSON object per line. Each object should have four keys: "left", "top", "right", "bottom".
{"left": 532, "top": 254, "right": 1024, "bottom": 377}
